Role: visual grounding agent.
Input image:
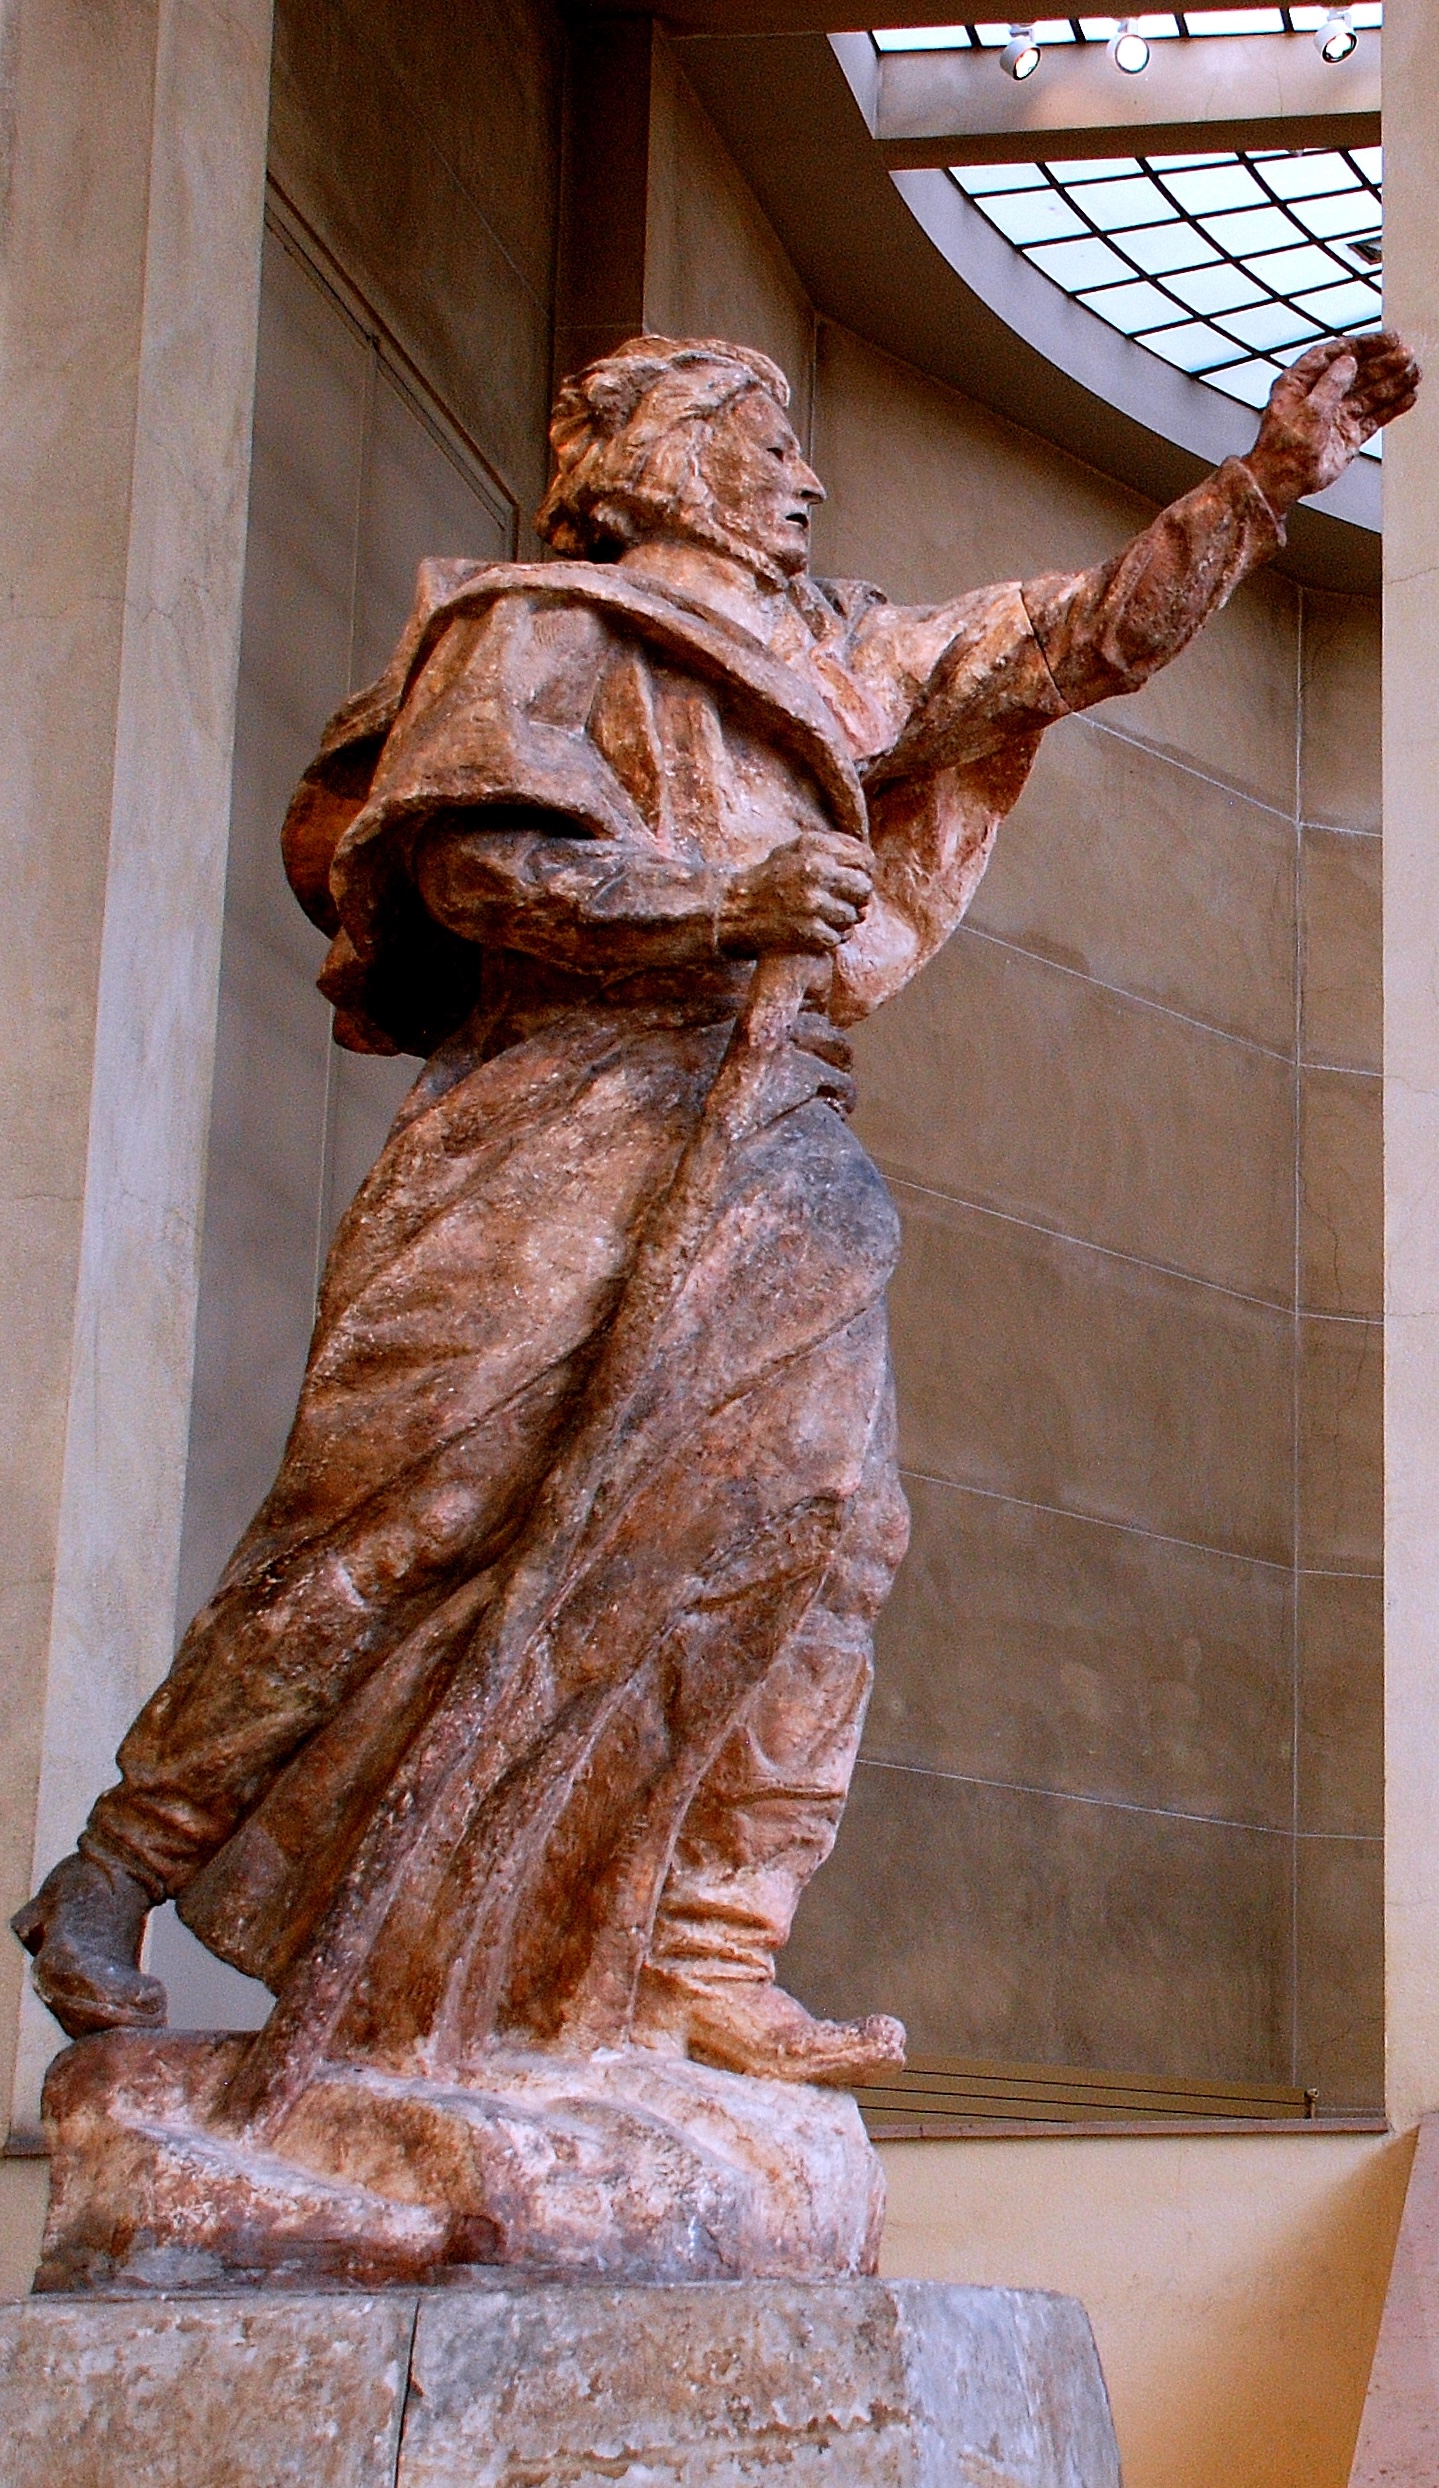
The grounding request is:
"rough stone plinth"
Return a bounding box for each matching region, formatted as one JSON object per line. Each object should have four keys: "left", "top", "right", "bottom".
{"left": 37, "top": 2030, "right": 882, "bottom": 2291}
{"left": 0, "top": 2292, "right": 413, "bottom": 2488}
{"left": 0, "top": 2278, "right": 1121, "bottom": 2488}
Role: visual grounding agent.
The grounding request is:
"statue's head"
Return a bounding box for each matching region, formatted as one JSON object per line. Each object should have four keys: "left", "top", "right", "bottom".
{"left": 537, "top": 334, "right": 825, "bottom": 585}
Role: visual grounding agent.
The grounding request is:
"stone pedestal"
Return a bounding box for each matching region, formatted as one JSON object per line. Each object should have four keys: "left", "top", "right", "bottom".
{"left": 0, "top": 2277, "right": 1121, "bottom": 2486}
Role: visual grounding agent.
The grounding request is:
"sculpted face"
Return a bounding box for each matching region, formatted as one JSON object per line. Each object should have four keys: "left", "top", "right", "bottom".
{"left": 692, "top": 388, "right": 825, "bottom": 577}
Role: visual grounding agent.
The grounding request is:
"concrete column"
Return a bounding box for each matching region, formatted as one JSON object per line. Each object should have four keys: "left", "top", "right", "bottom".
{"left": 0, "top": 0, "right": 274, "bottom": 2177}
{"left": 1382, "top": 0, "right": 1439, "bottom": 2138}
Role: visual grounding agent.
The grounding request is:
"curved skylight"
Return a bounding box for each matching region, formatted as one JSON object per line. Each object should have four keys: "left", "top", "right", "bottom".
{"left": 951, "top": 147, "right": 1383, "bottom": 450}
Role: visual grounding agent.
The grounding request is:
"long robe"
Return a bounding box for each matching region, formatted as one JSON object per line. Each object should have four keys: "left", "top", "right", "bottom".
{"left": 87, "top": 461, "right": 1282, "bottom": 2065}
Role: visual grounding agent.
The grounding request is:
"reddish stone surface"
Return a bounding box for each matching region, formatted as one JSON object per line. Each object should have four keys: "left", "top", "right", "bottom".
{"left": 35, "top": 2029, "right": 881, "bottom": 2293}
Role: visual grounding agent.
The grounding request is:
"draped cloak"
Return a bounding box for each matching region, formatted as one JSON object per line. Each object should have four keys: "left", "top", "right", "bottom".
{"left": 102, "top": 462, "right": 1282, "bottom": 2064}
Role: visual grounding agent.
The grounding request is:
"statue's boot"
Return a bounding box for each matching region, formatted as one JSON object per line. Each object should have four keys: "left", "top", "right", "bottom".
{"left": 632, "top": 1964, "right": 904, "bottom": 2087}
{"left": 11, "top": 1851, "right": 167, "bottom": 2041}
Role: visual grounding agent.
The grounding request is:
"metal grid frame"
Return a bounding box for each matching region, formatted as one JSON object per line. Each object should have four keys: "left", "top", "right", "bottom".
{"left": 950, "top": 144, "right": 1383, "bottom": 441}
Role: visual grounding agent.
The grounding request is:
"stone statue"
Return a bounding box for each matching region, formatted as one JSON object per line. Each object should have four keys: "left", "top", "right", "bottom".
{"left": 16, "top": 328, "right": 1416, "bottom": 2290}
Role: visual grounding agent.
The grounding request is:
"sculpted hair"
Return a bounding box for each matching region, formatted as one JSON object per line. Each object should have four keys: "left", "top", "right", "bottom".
{"left": 537, "top": 334, "right": 792, "bottom": 563}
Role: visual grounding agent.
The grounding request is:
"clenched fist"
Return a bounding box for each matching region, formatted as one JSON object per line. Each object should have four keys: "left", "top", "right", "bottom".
{"left": 1243, "top": 332, "right": 1420, "bottom": 515}
{"left": 717, "top": 830, "right": 874, "bottom": 957}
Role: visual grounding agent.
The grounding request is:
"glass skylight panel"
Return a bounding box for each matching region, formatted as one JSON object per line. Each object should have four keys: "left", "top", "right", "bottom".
{"left": 1069, "top": 175, "right": 1180, "bottom": 230}
{"left": 953, "top": 163, "right": 1048, "bottom": 194}
{"left": 970, "top": 16, "right": 1079, "bottom": 38}
{"left": 1118, "top": 222, "right": 1220, "bottom": 273}
{"left": 1052, "top": 159, "right": 1146, "bottom": 181}
{"left": 1164, "top": 261, "right": 1266, "bottom": 313}
{"left": 1205, "top": 359, "right": 1286, "bottom": 407}
{"left": 1026, "top": 236, "right": 1137, "bottom": 287}
{"left": 1184, "top": 7, "right": 1284, "bottom": 30}
{"left": 1141, "top": 321, "right": 1248, "bottom": 371}
{"left": 1078, "top": 14, "right": 1181, "bottom": 33}
{"left": 1218, "top": 300, "right": 1323, "bottom": 350}
{"left": 1258, "top": 152, "right": 1360, "bottom": 200}
{"left": 1294, "top": 279, "right": 1384, "bottom": 328}
{"left": 980, "top": 189, "right": 1088, "bottom": 245}
{"left": 1162, "top": 163, "right": 1268, "bottom": 213}
{"left": 1245, "top": 241, "right": 1350, "bottom": 290}
{"left": 946, "top": 145, "right": 1383, "bottom": 443}
{"left": 1082, "top": 280, "right": 1192, "bottom": 333}
{"left": 1200, "top": 205, "right": 1305, "bottom": 253}
{"left": 872, "top": 25, "right": 969, "bottom": 48}
{"left": 1292, "top": 190, "right": 1387, "bottom": 239}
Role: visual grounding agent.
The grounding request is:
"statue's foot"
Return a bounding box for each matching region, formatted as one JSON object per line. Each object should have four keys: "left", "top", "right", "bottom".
{"left": 10, "top": 1851, "right": 166, "bottom": 2041}
{"left": 633, "top": 1966, "right": 905, "bottom": 2087}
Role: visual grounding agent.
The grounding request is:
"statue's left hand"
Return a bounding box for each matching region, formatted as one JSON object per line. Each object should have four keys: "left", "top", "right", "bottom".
{"left": 1242, "top": 332, "right": 1421, "bottom": 515}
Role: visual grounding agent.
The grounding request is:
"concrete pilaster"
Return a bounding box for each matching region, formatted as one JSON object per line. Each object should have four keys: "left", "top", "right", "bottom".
{"left": 0, "top": 0, "right": 274, "bottom": 2190}
{"left": 1381, "top": 0, "right": 1439, "bottom": 2142}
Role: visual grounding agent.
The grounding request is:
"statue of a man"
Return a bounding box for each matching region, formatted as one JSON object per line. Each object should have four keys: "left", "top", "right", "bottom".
{"left": 17, "top": 330, "right": 1416, "bottom": 2112}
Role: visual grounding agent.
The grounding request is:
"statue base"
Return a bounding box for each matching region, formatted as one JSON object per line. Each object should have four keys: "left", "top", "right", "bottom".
{"left": 0, "top": 2277, "right": 1122, "bottom": 2486}
{"left": 35, "top": 2029, "right": 882, "bottom": 2291}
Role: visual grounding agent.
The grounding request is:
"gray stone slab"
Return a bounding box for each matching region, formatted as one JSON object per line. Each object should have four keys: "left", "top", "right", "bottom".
{"left": 0, "top": 2279, "right": 1120, "bottom": 2488}
{"left": 0, "top": 2293, "right": 415, "bottom": 2488}
{"left": 399, "top": 2280, "right": 1120, "bottom": 2487}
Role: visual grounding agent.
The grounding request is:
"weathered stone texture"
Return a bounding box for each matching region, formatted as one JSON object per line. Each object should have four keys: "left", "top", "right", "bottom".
{"left": 0, "top": 2280, "right": 1120, "bottom": 2488}
{"left": 0, "top": 2292, "right": 412, "bottom": 2488}
{"left": 35, "top": 2031, "right": 882, "bottom": 2293}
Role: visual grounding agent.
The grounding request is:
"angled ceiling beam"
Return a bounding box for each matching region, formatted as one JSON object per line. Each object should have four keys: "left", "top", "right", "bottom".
{"left": 873, "top": 29, "right": 1380, "bottom": 165}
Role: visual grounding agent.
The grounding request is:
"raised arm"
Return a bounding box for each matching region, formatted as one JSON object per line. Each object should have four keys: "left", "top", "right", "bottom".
{"left": 828, "top": 333, "right": 1418, "bottom": 1025}
{"left": 1026, "top": 334, "right": 1418, "bottom": 711}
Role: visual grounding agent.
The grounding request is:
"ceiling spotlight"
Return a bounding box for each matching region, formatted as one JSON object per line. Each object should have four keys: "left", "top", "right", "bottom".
{"left": 999, "top": 25, "right": 1042, "bottom": 78}
{"left": 1315, "top": 8, "right": 1358, "bottom": 60}
{"left": 1108, "top": 19, "right": 1151, "bottom": 72}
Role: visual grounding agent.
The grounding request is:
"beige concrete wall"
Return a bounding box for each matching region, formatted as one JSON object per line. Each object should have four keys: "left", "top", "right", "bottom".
{"left": 268, "top": 0, "right": 565, "bottom": 550}
{"left": 1298, "top": 588, "right": 1385, "bottom": 2112}
{"left": 644, "top": 32, "right": 815, "bottom": 446}
{"left": 784, "top": 321, "right": 1383, "bottom": 2110}
{"left": 0, "top": 0, "right": 161, "bottom": 2173}
{"left": 878, "top": 2128, "right": 1411, "bottom": 2488}
{"left": 0, "top": 0, "right": 273, "bottom": 2259}
{"left": 1379, "top": 0, "right": 1439, "bottom": 2152}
